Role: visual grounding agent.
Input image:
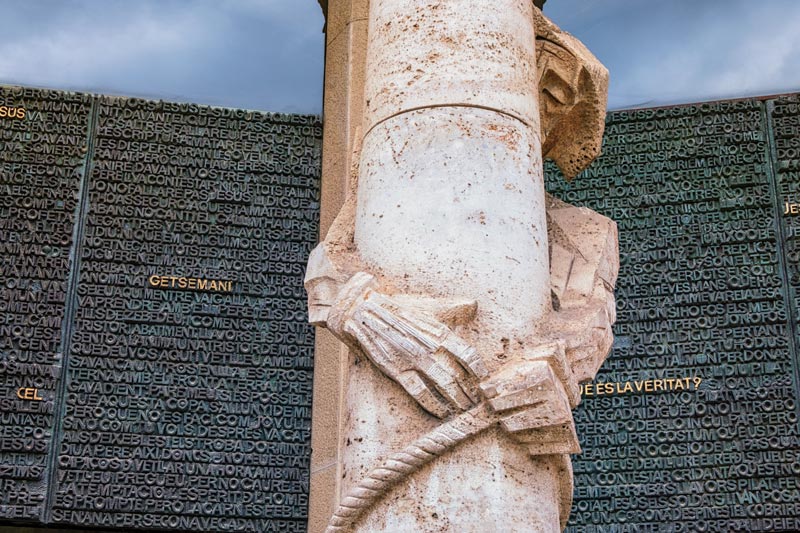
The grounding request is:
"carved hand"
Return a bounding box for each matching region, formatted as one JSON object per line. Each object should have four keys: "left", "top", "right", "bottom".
{"left": 326, "top": 273, "right": 488, "bottom": 419}
{"left": 475, "top": 203, "right": 618, "bottom": 455}
{"left": 478, "top": 342, "right": 580, "bottom": 455}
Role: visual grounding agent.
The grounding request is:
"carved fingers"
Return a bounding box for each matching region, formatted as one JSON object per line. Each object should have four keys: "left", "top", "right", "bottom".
{"left": 480, "top": 343, "right": 580, "bottom": 455}
{"left": 326, "top": 274, "right": 486, "bottom": 419}
{"left": 304, "top": 243, "right": 353, "bottom": 326}
{"left": 553, "top": 299, "right": 615, "bottom": 384}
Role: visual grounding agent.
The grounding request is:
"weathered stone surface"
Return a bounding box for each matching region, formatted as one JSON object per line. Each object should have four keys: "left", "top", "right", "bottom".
{"left": 307, "top": 3, "right": 615, "bottom": 532}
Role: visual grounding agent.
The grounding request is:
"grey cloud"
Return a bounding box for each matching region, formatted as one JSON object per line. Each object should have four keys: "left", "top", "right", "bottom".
{"left": 0, "top": 0, "right": 325, "bottom": 113}
{"left": 1, "top": 1, "right": 798, "bottom": 114}
{"left": 547, "top": 0, "right": 800, "bottom": 109}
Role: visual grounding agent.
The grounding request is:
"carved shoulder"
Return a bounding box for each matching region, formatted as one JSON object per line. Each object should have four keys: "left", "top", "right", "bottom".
{"left": 535, "top": 9, "right": 609, "bottom": 180}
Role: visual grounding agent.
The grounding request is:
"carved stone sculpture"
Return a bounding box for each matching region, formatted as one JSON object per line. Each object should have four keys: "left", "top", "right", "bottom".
{"left": 306, "top": 3, "right": 616, "bottom": 531}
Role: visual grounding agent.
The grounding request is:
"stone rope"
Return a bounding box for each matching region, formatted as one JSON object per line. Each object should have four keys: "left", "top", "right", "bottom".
{"left": 325, "top": 404, "right": 498, "bottom": 533}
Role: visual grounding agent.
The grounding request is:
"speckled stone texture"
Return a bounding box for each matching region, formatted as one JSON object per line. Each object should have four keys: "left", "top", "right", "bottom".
{"left": 307, "top": 1, "right": 614, "bottom": 531}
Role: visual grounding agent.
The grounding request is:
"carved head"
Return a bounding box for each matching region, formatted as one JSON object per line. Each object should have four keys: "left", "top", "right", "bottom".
{"left": 534, "top": 9, "right": 609, "bottom": 180}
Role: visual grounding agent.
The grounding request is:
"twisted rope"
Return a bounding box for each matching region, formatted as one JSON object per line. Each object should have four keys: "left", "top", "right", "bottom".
{"left": 326, "top": 404, "right": 498, "bottom": 533}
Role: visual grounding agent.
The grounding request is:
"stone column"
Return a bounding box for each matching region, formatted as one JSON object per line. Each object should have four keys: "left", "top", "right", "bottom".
{"left": 345, "top": 1, "right": 560, "bottom": 531}
{"left": 356, "top": 0, "right": 549, "bottom": 346}
{"left": 306, "top": 1, "right": 615, "bottom": 532}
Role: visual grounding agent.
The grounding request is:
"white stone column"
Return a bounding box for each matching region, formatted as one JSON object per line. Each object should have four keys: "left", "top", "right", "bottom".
{"left": 343, "top": 1, "right": 563, "bottom": 531}
{"left": 355, "top": 0, "right": 550, "bottom": 350}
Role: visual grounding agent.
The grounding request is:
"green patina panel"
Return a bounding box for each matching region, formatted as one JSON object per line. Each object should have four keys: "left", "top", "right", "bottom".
{"left": 546, "top": 97, "right": 800, "bottom": 533}
{"left": 0, "top": 85, "right": 321, "bottom": 532}
{"left": 0, "top": 87, "right": 93, "bottom": 522}
{"left": 2, "top": 83, "right": 799, "bottom": 532}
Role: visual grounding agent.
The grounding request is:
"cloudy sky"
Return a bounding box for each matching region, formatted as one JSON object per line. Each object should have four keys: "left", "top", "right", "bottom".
{"left": 0, "top": 0, "right": 798, "bottom": 114}
{"left": 548, "top": 0, "right": 800, "bottom": 109}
